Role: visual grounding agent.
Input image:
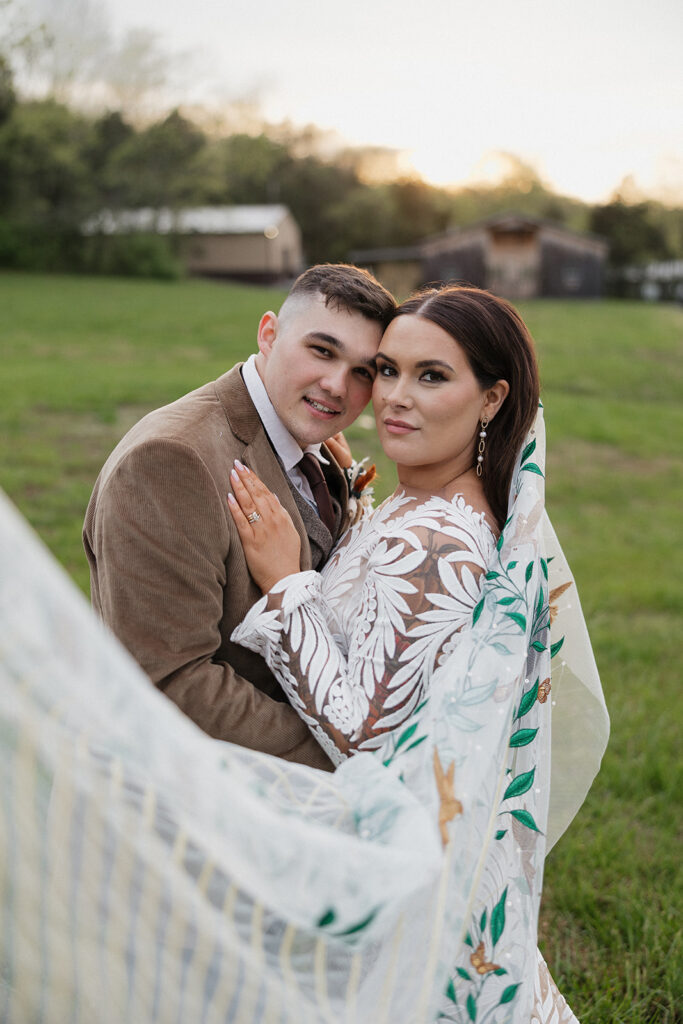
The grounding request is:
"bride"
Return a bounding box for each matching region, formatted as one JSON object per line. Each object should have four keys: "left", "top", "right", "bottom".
{"left": 0, "top": 286, "right": 608, "bottom": 1024}
{"left": 228, "top": 285, "right": 605, "bottom": 1021}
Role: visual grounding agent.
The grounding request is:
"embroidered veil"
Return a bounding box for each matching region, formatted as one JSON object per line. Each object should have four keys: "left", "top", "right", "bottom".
{"left": 0, "top": 408, "right": 608, "bottom": 1022}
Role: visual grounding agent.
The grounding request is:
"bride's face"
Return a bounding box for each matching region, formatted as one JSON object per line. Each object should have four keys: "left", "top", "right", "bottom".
{"left": 373, "top": 314, "right": 500, "bottom": 486}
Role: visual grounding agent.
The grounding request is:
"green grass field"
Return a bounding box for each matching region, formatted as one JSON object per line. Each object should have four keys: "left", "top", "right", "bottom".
{"left": 1, "top": 271, "right": 681, "bottom": 1022}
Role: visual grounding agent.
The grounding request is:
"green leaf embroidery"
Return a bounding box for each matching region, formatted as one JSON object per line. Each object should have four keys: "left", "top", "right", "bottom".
{"left": 480, "top": 908, "right": 487, "bottom": 932}
{"left": 464, "top": 931, "right": 473, "bottom": 947}
{"left": 317, "top": 908, "right": 336, "bottom": 927}
{"left": 493, "top": 967, "right": 508, "bottom": 976}
{"left": 404, "top": 735, "right": 428, "bottom": 753}
{"left": 336, "top": 907, "right": 379, "bottom": 935}
{"left": 525, "top": 561, "right": 534, "bottom": 583}
{"left": 509, "top": 727, "right": 538, "bottom": 747}
{"left": 457, "top": 967, "right": 472, "bottom": 981}
{"left": 507, "top": 560, "right": 518, "bottom": 570}
{"left": 495, "top": 829, "right": 507, "bottom": 840}
{"left": 521, "top": 439, "right": 536, "bottom": 464}
{"left": 491, "top": 887, "right": 507, "bottom": 947}
{"left": 492, "top": 642, "right": 512, "bottom": 655}
{"left": 516, "top": 680, "right": 539, "bottom": 719}
{"left": 531, "top": 641, "right": 546, "bottom": 653}
{"left": 499, "top": 982, "right": 521, "bottom": 1005}
{"left": 496, "top": 532, "right": 505, "bottom": 551}
{"left": 550, "top": 637, "right": 565, "bottom": 658}
{"left": 446, "top": 978, "right": 458, "bottom": 1004}
{"left": 497, "top": 596, "right": 516, "bottom": 606}
{"left": 521, "top": 462, "right": 544, "bottom": 476}
{"left": 472, "top": 598, "right": 485, "bottom": 625}
{"left": 536, "top": 586, "right": 545, "bottom": 619}
{"left": 394, "top": 721, "right": 419, "bottom": 752}
{"left": 485, "top": 570, "right": 500, "bottom": 580}
{"left": 503, "top": 767, "right": 536, "bottom": 800}
{"left": 505, "top": 611, "right": 527, "bottom": 631}
{"left": 510, "top": 808, "right": 541, "bottom": 832}
{"left": 540, "top": 557, "right": 548, "bottom": 580}
{"left": 467, "top": 993, "right": 477, "bottom": 1022}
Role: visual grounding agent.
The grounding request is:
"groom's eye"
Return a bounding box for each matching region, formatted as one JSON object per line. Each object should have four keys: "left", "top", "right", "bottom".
{"left": 354, "top": 366, "right": 375, "bottom": 381}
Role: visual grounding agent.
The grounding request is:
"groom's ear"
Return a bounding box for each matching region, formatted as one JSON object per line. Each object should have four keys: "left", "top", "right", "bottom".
{"left": 257, "top": 312, "right": 278, "bottom": 357}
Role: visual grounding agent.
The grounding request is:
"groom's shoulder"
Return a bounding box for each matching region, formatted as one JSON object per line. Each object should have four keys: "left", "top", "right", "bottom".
{"left": 97, "top": 364, "right": 255, "bottom": 481}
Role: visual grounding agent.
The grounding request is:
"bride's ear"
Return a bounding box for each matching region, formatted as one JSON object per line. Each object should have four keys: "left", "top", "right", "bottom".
{"left": 482, "top": 380, "right": 509, "bottom": 422}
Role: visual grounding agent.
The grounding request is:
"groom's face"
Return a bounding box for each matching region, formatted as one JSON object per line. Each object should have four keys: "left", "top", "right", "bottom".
{"left": 256, "top": 293, "right": 382, "bottom": 448}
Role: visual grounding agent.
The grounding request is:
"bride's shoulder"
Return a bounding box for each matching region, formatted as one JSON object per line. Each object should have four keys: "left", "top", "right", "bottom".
{"left": 372, "top": 490, "right": 497, "bottom": 548}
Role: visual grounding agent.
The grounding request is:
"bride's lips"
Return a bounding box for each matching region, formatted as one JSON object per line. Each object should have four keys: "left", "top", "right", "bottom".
{"left": 383, "top": 418, "right": 417, "bottom": 434}
{"left": 304, "top": 396, "right": 341, "bottom": 419}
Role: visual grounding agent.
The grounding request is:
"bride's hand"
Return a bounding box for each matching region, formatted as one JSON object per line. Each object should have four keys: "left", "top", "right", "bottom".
{"left": 325, "top": 431, "right": 353, "bottom": 469}
{"left": 228, "top": 461, "right": 301, "bottom": 593}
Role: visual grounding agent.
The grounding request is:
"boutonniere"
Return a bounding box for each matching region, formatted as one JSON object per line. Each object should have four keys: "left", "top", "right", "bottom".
{"left": 344, "top": 459, "right": 377, "bottom": 524}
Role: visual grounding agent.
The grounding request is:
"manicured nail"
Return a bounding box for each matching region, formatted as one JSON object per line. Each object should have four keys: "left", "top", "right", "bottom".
{"left": 227, "top": 492, "right": 236, "bottom": 504}
{"left": 230, "top": 468, "right": 238, "bottom": 481}
{"left": 234, "top": 459, "right": 246, "bottom": 471}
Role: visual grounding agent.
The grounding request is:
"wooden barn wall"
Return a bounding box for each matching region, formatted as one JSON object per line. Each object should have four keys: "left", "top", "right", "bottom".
{"left": 421, "top": 244, "right": 487, "bottom": 289}
{"left": 539, "top": 239, "right": 605, "bottom": 297}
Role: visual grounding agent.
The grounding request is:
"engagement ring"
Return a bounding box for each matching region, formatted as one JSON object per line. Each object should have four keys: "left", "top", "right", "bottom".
{"left": 246, "top": 511, "right": 261, "bottom": 524}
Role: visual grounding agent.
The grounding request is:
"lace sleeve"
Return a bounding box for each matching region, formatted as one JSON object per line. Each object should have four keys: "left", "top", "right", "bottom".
{"left": 232, "top": 502, "right": 494, "bottom": 764}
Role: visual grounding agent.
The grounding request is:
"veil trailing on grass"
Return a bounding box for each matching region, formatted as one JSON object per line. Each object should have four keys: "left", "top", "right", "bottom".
{"left": 0, "top": 409, "right": 608, "bottom": 1023}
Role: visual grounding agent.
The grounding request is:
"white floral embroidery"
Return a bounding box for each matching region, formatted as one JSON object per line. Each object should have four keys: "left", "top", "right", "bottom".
{"left": 233, "top": 491, "right": 497, "bottom": 757}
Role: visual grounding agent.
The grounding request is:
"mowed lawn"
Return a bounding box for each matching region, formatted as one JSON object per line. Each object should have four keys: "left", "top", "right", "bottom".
{"left": 1, "top": 271, "right": 681, "bottom": 1022}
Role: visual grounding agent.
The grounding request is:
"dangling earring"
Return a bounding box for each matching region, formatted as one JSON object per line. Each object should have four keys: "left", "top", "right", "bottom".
{"left": 476, "top": 418, "right": 488, "bottom": 477}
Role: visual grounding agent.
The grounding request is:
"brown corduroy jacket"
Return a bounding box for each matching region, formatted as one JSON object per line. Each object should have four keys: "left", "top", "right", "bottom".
{"left": 83, "top": 365, "right": 349, "bottom": 771}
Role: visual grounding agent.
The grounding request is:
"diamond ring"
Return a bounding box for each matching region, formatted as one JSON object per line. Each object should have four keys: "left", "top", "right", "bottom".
{"left": 246, "top": 511, "right": 261, "bottom": 524}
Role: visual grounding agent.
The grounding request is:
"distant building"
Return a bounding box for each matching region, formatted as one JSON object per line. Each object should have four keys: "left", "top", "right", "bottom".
{"left": 618, "top": 259, "right": 683, "bottom": 303}
{"left": 83, "top": 205, "right": 304, "bottom": 282}
{"left": 351, "top": 213, "right": 609, "bottom": 300}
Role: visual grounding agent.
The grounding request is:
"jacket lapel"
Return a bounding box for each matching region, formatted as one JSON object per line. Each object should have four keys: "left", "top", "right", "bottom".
{"left": 214, "top": 366, "right": 350, "bottom": 568}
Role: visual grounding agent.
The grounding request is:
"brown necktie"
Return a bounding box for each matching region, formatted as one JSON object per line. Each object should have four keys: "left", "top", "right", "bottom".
{"left": 297, "top": 453, "right": 336, "bottom": 534}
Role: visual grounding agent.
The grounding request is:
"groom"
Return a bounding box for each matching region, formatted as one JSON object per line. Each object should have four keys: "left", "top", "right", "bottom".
{"left": 84, "top": 265, "right": 395, "bottom": 770}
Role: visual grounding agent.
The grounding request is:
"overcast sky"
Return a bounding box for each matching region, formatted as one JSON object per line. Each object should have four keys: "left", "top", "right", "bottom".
{"left": 88, "top": 0, "right": 683, "bottom": 202}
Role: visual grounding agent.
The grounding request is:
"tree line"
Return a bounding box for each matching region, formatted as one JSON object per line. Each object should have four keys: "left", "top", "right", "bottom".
{"left": 0, "top": 52, "right": 680, "bottom": 281}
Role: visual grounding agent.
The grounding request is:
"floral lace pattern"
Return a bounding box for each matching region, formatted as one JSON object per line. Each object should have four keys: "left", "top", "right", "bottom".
{"left": 234, "top": 492, "right": 497, "bottom": 761}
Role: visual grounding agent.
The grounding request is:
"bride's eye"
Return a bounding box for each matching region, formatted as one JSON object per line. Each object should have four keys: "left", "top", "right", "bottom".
{"left": 376, "top": 363, "right": 396, "bottom": 378}
{"left": 421, "top": 370, "right": 446, "bottom": 383}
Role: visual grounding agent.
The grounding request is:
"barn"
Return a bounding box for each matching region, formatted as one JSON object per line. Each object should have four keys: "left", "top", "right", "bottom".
{"left": 351, "top": 213, "right": 608, "bottom": 300}
{"left": 83, "top": 205, "right": 303, "bottom": 283}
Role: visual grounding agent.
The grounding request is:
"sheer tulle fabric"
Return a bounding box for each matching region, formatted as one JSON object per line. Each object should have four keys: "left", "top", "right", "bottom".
{"left": 0, "top": 408, "right": 608, "bottom": 1022}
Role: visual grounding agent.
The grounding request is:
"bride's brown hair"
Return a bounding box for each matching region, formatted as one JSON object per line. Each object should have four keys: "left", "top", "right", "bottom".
{"left": 394, "top": 286, "right": 540, "bottom": 529}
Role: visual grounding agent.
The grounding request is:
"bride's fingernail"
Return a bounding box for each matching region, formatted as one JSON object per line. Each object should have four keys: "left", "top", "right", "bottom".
{"left": 230, "top": 468, "right": 238, "bottom": 481}
{"left": 227, "top": 492, "right": 235, "bottom": 504}
{"left": 234, "top": 459, "right": 245, "bottom": 471}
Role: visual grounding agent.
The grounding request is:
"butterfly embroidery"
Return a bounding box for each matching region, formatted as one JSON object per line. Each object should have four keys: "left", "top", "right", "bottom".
{"left": 470, "top": 941, "right": 501, "bottom": 975}
{"left": 433, "top": 747, "right": 463, "bottom": 846}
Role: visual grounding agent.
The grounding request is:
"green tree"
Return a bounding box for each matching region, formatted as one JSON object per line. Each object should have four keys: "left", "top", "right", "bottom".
{"left": 589, "top": 200, "right": 672, "bottom": 266}
{"left": 218, "top": 133, "right": 292, "bottom": 204}
{"left": 104, "top": 109, "right": 207, "bottom": 208}
{"left": 0, "top": 98, "right": 93, "bottom": 220}
{"left": 0, "top": 54, "right": 15, "bottom": 125}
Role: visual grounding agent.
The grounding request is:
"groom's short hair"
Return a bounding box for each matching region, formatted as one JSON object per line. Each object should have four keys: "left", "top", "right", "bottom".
{"left": 287, "top": 263, "right": 396, "bottom": 327}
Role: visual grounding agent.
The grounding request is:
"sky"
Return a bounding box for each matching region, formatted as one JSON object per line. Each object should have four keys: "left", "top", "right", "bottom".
{"left": 59, "top": 0, "right": 683, "bottom": 203}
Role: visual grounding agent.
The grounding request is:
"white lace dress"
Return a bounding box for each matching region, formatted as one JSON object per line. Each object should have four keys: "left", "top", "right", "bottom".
{"left": 236, "top": 491, "right": 495, "bottom": 767}
{"left": 234, "top": 489, "right": 580, "bottom": 1023}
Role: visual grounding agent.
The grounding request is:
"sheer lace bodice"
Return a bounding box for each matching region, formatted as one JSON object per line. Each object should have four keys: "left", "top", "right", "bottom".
{"left": 233, "top": 490, "right": 497, "bottom": 764}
